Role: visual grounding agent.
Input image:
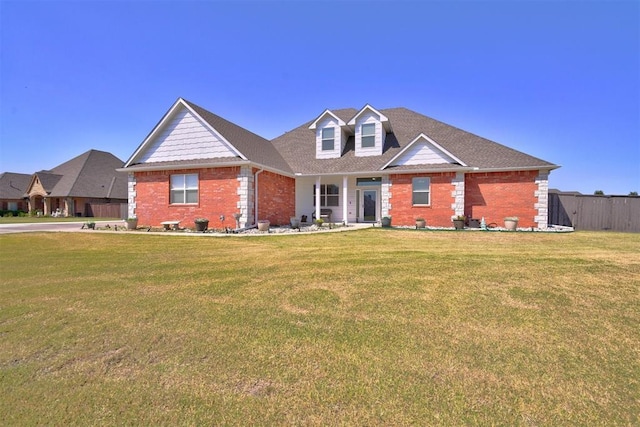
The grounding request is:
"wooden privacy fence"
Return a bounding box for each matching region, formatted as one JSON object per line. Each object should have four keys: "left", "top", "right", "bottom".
{"left": 84, "top": 202, "right": 128, "bottom": 219}
{"left": 549, "top": 192, "right": 640, "bottom": 232}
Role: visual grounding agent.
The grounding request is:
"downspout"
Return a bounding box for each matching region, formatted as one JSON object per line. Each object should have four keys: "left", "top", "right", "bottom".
{"left": 254, "top": 169, "right": 264, "bottom": 225}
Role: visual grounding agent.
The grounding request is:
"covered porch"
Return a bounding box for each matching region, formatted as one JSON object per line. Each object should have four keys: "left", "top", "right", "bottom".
{"left": 294, "top": 175, "right": 391, "bottom": 225}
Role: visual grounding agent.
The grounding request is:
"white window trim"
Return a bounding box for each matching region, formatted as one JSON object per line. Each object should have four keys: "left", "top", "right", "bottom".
{"left": 412, "top": 177, "right": 431, "bottom": 206}
{"left": 170, "top": 173, "right": 199, "bottom": 205}
{"left": 313, "top": 184, "right": 339, "bottom": 207}
{"left": 321, "top": 127, "right": 335, "bottom": 151}
{"left": 361, "top": 123, "right": 376, "bottom": 148}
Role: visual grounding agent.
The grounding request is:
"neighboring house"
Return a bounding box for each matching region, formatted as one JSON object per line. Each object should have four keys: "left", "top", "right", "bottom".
{"left": 24, "top": 149, "right": 128, "bottom": 217}
{"left": 0, "top": 172, "right": 31, "bottom": 212}
{"left": 121, "top": 98, "right": 558, "bottom": 229}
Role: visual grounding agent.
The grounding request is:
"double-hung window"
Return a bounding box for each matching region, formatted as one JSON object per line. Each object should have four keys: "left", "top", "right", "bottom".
{"left": 170, "top": 173, "right": 198, "bottom": 204}
{"left": 412, "top": 177, "right": 430, "bottom": 205}
{"left": 361, "top": 123, "right": 376, "bottom": 148}
{"left": 322, "top": 128, "right": 335, "bottom": 151}
{"left": 313, "top": 184, "right": 339, "bottom": 207}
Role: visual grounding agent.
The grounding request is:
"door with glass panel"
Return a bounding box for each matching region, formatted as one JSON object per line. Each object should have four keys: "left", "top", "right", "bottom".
{"left": 362, "top": 190, "right": 377, "bottom": 222}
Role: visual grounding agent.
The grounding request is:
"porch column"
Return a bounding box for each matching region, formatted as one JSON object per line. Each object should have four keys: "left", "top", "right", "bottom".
{"left": 315, "top": 176, "right": 321, "bottom": 222}
{"left": 342, "top": 175, "right": 348, "bottom": 225}
{"left": 43, "top": 197, "right": 51, "bottom": 216}
{"left": 64, "top": 198, "right": 73, "bottom": 217}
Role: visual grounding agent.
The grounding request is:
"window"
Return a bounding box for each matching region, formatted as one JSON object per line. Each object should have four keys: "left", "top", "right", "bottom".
{"left": 412, "top": 177, "right": 430, "bottom": 205}
{"left": 170, "top": 173, "right": 198, "bottom": 204}
{"left": 361, "top": 123, "right": 375, "bottom": 148}
{"left": 321, "top": 127, "right": 335, "bottom": 151}
{"left": 356, "top": 177, "right": 381, "bottom": 186}
{"left": 313, "top": 184, "right": 339, "bottom": 207}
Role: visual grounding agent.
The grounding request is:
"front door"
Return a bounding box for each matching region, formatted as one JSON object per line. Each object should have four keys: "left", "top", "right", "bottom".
{"left": 363, "top": 190, "right": 377, "bottom": 222}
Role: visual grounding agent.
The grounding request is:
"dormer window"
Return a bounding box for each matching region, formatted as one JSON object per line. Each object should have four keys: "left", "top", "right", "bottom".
{"left": 361, "top": 123, "right": 375, "bottom": 148}
{"left": 348, "top": 104, "right": 391, "bottom": 157}
{"left": 322, "top": 128, "right": 335, "bottom": 151}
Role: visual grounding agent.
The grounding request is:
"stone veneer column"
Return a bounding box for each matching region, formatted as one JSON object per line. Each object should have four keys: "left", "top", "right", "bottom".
{"left": 127, "top": 173, "right": 136, "bottom": 219}
{"left": 381, "top": 175, "right": 391, "bottom": 218}
{"left": 451, "top": 172, "right": 465, "bottom": 218}
{"left": 237, "top": 166, "right": 253, "bottom": 227}
{"left": 534, "top": 170, "right": 549, "bottom": 229}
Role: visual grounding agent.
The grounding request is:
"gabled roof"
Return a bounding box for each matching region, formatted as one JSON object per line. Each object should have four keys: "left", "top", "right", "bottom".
{"left": 0, "top": 172, "right": 31, "bottom": 199}
{"left": 124, "top": 98, "right": 292, "bottom": 174}
{"left": 28, "top": 150, "right": 127, "bottom": 199}
{"left": 308, "top": 109, "right": 347, "bottom": 130}
{"left": 382, "top": 133, "right": 467, "bottom": 169}
{"left": 271, "top": 107, "right": 558, "bottom": 175}
{"left": 347, "top": 104, "right": 392, "bottom": 132}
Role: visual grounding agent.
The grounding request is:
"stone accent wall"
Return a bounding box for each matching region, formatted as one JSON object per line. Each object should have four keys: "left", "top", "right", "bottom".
{"left": 133, "top": 167, "right": 240, "bottom": 228}
{"left": 256, "top": 169, "right": 295, "bottom": 226}
{"left": 127, "top": 173, "right": 136, "bottom": 219}
{"left": 388, "top": 172, "right": 457, "bottom": 227}
{"left": 381, "top": 175, "right": 391, "bottom": 218}
{"left": 464, "top": 170, "right": 539, "bottom": 228}
{"left": 534, "top": 170, "right": 549, "bottom": 229}
{"left": 237, "top": 166, "right": 253, "bottom": 227}
{"left": 451, "top": 172, "right": 465, "bottom": 218}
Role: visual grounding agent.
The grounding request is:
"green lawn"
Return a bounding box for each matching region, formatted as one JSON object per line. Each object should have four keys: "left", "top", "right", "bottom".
{"left": 1, "top": 230, "right": 638, "bottom": 425}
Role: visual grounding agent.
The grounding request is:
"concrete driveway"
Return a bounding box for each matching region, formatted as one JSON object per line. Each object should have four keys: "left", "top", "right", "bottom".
{"left": 0, "top": 221, "right": 121, "bottom": 234}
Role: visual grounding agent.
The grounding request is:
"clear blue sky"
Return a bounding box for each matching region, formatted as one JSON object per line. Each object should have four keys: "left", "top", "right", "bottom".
{"left": 1, "top": 0, "right": 638, "bottom": 195}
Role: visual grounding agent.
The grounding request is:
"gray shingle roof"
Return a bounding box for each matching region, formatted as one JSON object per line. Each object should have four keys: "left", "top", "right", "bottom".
{"left": 126, "top": 100, "right": 556, "bottom": 176}
{"left": 271, "top": 107, "right": 557, "bottom": 174}
{"left": 183, "top": 99, "right": 293, "bottom": 174}
{"left": 40, "top": 150, "right": 127, "bottom": 199}
{"left": 0, "top": 172, "right": 31, "bottom": 199}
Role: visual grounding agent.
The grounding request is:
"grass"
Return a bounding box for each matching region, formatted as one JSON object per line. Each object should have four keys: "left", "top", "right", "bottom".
{"left": 1, "top": 229, "right": 638, "bottom": 425}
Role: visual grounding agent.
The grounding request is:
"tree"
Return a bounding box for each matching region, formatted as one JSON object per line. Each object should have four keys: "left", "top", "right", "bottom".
{"left": 630, "top": 191, "right": 638, "bottom": 196}
{"left": 594, "top": 190, "right": 604, "bottom": 195}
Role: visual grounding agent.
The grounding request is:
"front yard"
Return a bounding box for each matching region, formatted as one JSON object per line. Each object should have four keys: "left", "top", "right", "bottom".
{"left": 1, "top": 230, "right": 638, "bottom": 425}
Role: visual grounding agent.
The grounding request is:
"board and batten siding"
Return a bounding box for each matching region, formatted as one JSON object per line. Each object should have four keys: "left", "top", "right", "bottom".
{"left": 138, "top": 107, "right": 237, "bottom": 163}
{"left": 354, "top": 111, "right": 385, "bottom": 157}
{"left": 392, "top": 138, "right": 456, "bottom": 166}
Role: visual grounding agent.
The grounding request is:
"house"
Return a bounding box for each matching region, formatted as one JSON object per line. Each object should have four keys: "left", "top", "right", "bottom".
{"left": 121, "top": 98, "right": 558, "bottom": 229}
{"left": 24, "top": 149, "right": 128, "bottom": 217}
{"left": 0, "top": 172, "right": 31, "bottom": 213}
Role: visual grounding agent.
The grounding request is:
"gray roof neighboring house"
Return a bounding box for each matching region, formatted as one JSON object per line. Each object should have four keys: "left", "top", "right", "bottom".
{"left": 30, "top": 150, "right": 127, "bottom": 199}
{"left": 0, "top": 172, "right": 31, "bottom": 199}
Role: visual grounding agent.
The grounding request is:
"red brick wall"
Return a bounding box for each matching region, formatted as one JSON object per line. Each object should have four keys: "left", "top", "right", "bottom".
{"left": 134, "top": 167, "right": 240, "bottom": 228}
{"left": 465, "top": 170, "right": 538, "bottom": 227}
{"left": 389, "top": 172, "right": 456, "bottom": 227}
{"left": 256, "top": 169, "right": 295, "bottom": 226}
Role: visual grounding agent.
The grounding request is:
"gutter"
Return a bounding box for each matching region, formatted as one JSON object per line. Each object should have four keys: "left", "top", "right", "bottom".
{"left": 116, "top": 160, "right": 295, "bottom": 177}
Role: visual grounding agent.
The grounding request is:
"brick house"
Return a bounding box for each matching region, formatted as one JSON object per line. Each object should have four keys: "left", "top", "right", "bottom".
{"left": 0, "top": 172, "right": 31, "bottom": 213}
{"left": 121, "top": 98, "right": 558, "bottom": 229}
{"left": 23, "top": 150, "right": 128, "bottom": 217}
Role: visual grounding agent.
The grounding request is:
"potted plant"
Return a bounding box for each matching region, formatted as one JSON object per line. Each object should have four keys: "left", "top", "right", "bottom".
{"left": 415, "top": 217, "right": 426, "bottom": 229}
{"left": 453, "top": 215, "right": 465, "bottom": 230}
{"left": 504, "top": 216, "right": 519, "bottom": 231}
{"left": 257, "top": 219, "right": 270, "bottom": 231}
{"left": 381, "top": 216, "right": 392, "bottom": 227}
{"left": 194, "top": 218, "right": 209, "bottom": 232}
{"left": 314, "top": 218, "right": 324, "bottom": 227}
{"left": 125, "top": 217, "right": 138, "bottom": 230}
